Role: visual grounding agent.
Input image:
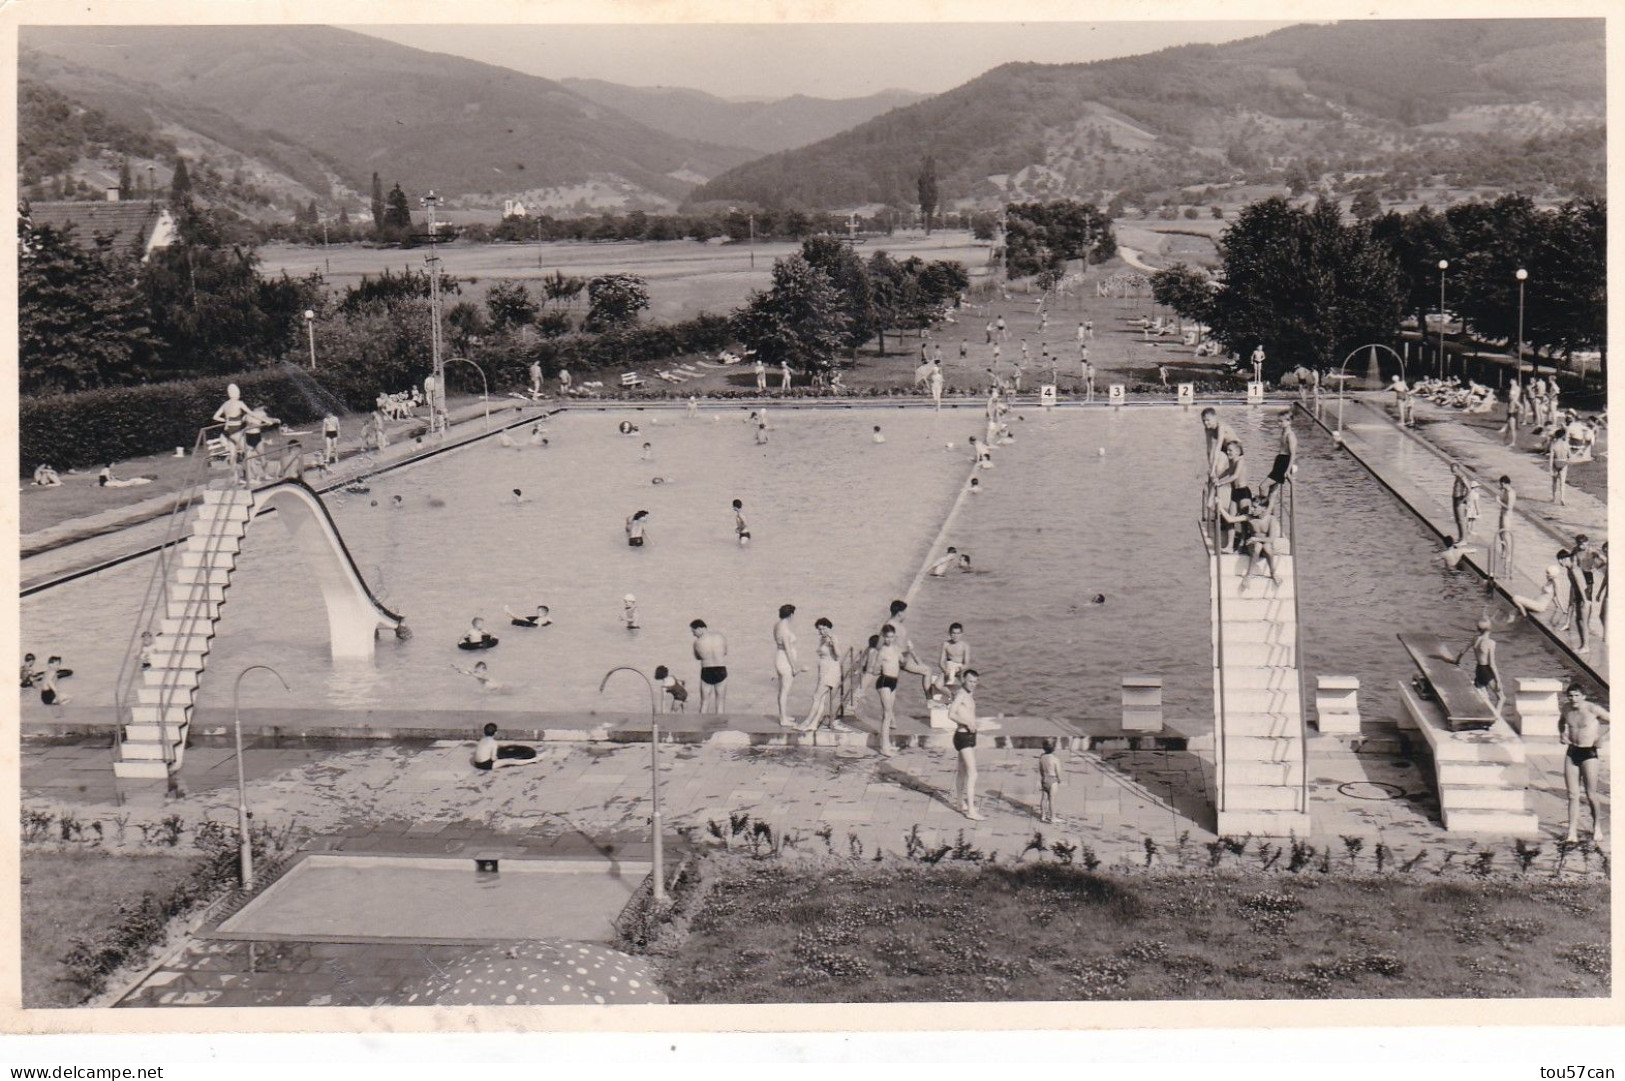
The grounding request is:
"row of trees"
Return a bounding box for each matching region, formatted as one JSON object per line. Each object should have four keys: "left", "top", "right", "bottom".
{"left": 733, "top": 236, "right": 969, "bottom": 371}
{"left": 1149, "top": 194, "right": 1606, "bottom": 379}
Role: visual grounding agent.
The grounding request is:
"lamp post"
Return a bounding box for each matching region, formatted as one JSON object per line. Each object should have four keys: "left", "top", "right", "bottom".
{"left": 1436, "top": 259, "right": 1449, "bottom": 378}
{"left": 748, "top": 212, "right": 755, "bottom": 270}
{"left": 1515, "top": 268, "right": 1528, "bottom": 398}
{"left": 232, "top": 664, "right": 289, "bottom": 889}
{"left": 598, "top": 666, "right": 665, "bottom": 901}
{"left": 448, "top": 355, "right": 490, "bottom": 431}
{"left": 303, "top": 309, "right": 317, "bottom": 370}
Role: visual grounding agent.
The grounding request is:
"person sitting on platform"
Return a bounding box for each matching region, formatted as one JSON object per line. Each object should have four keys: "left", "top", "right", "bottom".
{"left": 472, "top": 722, "right": 537, "bottom": 769}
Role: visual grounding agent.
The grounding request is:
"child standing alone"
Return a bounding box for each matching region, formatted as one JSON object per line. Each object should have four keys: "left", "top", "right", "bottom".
{"left": 1038, "top": 738, "right": 1063, "bottom": 824}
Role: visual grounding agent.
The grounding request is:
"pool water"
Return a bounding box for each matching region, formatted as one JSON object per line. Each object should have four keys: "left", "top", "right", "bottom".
{"left": 21, "top": 404, "right": 1595, "bottom": 726}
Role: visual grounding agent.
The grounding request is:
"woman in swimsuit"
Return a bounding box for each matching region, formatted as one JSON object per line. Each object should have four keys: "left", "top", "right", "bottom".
{"left": 773, "top": 604, "right": 803, "bottom": 728}
{"left": 800, "top": 618, "right": 850, "bottom": 733}
{"left": 949, "top": 670, "right": 984, "bottom": 820}
{"left": 1558, "top": 684, "right": 1609, "bottom": 843}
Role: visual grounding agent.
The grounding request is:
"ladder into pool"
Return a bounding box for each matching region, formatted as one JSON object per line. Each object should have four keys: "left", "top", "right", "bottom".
{"left": 1200, "top": 477, "right": 1312, "bottom": 836}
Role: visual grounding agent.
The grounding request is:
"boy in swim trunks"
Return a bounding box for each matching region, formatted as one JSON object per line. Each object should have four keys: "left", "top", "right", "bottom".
{"left": 939, "top": 623, "right": 970, "bottom": 689}
{"left": 1453, "top": 620, "right": 1504, "bottom": 718}
{"left": 733, "top": 500, "right": 750, "bottom": 546}
{"left": 691, "top": 619, "right": 728, "bottom": 714}
{"left": 623, "top": 595, "right": 640, "bottom": 631}
{"left": 473, "top": 722, "right": 537, "bottom": 768}
{"left": 1558, "top": 683, "right": 1609, "bottom": 843}
{"left": 867, "top": 624, "right": 906, "bottom": 757}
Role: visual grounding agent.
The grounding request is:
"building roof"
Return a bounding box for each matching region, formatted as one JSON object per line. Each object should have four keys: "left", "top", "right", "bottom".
{"left": 27, "top": 200, "right": 173, "bottom": 258}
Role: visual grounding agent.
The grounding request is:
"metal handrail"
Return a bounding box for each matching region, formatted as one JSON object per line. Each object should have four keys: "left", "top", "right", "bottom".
{"left": 836, "top": 646, "right": 862, "bottom": 719}
{"left": 1199, "top": 494, "right": 1229, "bottom": 813}
{"left": 1284, "top": 475, "right": 1309, "bottom": 815}
{"left": 110, "top": 424, "right": 223, "bottom": 766}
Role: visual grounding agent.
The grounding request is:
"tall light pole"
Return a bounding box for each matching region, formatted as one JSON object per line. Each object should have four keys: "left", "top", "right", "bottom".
{"left": 748, "top": 212, "right": 755, "bottom": 270}
{"left": 232, "top": 664, "right": 289, "bottom": 889}
{"left": 303, "top": 309, "right": 317, "bottom": 370}
{"left": 422, "top": 191, "right": 446, "bottom": 436}
{"left": 598, "top": 666, "right": 665, "bottom": 902}
{"left": 1515, "top": 268, "right": 1528, "bottom": 398}
{"left": 1436, "top": 259, "right": 1449, "bottom": 378}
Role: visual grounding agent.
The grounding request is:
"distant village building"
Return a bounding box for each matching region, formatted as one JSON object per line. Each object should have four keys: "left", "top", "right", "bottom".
{"left": 27, "top": 191, "right": 177, "bottom": 262}
{"left": 502, "top": 199, "right": 529, "bottom": 219}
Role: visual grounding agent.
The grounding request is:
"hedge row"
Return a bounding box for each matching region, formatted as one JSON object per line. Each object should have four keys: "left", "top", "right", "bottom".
{"left": 474, "top": 313, "right": 736, "bottom": 392}
{"left": 20, "top": 368, "right": 332, "bottom": 472}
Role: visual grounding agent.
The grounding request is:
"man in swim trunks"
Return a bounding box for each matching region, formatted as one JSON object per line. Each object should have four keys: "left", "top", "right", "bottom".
{"left": 691, "top": 619, "right": 729, "bottom": 714}
{"left": 626, "top": 510, "right": 649, "bottom": 547}
{"left": 733, "top": 499, "right": 750, "bottom": 546}
{"left": 1453, "top": 619, "right": 1504, "bottom": 718}
{"left": 773, "top": 604, "right": 805, "bottom": 727}
{"left": 1558, "top": 683, "right": 1608, "bottom": 843}
{"left": 322, "top": 414, "right": 340, "bottom": 464}
{"left": 866, "top": 624, "right": 907, "bottom": 757}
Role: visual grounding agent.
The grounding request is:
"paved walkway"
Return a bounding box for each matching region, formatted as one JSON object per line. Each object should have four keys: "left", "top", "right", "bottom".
{"left": 1305, "top": 393, "right": 1607, "bottom": 679}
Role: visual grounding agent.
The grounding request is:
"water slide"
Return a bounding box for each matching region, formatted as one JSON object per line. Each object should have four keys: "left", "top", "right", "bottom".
{"left": 255, "top": 479, "right": 403, "bottom": 657}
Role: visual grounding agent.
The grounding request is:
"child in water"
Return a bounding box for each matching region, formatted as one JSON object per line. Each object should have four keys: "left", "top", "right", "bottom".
{"left": 506, "top": 604, "right": 551, "bottom": 628}
{"left": 655, "top": 665, "right": 688, "bottom": 712}
{"left": 460, "top": 617, "right": 498, "bottom": 649}
{"left": 623, "top": 594, "right": 640, "bottom": 630}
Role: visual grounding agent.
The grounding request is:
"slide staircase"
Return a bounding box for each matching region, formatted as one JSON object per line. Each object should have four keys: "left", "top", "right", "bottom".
{"left": 112, "top": 430, "right": 401, "bottom": 782}
{"left": 1201, "top": 479, "right": 1312, "bottom": 836}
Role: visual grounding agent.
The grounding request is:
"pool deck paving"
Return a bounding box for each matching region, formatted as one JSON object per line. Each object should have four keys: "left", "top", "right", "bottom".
{"left": 1302, "top": 392, "right": 1607, "bottom": 680}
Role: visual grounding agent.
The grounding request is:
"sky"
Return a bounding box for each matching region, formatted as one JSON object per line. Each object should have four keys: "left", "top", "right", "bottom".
{"left": 346, "top": 22, "right": 1301, "bottom": 101}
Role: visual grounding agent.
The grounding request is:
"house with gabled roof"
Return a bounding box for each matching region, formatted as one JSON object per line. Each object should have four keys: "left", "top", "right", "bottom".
{"left": 26, "top": 190, "right": 178, "bottom": 261}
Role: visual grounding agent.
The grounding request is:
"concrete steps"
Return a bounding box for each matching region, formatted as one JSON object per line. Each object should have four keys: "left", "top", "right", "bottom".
{"left": 1398, "top": 681, "right": 1540, "bottom": 837}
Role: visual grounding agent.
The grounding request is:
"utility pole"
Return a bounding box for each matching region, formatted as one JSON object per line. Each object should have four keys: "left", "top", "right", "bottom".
{"left": 422, "top": 191, "right": 447, "bottom": 436}
{"left": 748, "top": 213, "right": 755, "bottom": 270}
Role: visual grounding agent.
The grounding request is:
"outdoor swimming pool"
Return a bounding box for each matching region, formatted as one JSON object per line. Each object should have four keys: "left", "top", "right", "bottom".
{"left": 20, "top": 403, "right": 1596, "bottom": 727}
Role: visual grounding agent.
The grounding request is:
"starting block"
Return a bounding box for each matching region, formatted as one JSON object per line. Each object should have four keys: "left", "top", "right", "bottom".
{"left": 1108, "top": 384, "right": 1126, "bottom": 407}
{"left": 1512, "top": 677, "right": 1564, "bottom": 748}
{"left": 1039, "top": 384, "right": 1057, "bottom": 408}
{"left": 1247, "top": 381, "right": 1266, "bottom": 404}
{"left": 1315, "top": 675, "right": 1361, "bottom": 734}
{"left": 1177, "top": 383, "right": 1195, "bottom": 407}
{"left": 1122, "top": 675, "right": 1163, "bottom": 732}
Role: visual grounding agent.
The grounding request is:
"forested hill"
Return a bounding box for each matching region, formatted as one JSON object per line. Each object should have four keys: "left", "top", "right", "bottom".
{"left": 21, "top": 25, "right": 758, "bottom": 210}
{"left": 689, "top": 19, "right": 1605, "bottom": 211}
{"left": 562, "top": 80, "right": 926, "bottom": 155}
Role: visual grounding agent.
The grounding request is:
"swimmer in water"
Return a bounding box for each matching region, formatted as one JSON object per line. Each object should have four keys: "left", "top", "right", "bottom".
{"left": 453, "top": 662, "right": 511, "bottom": 694}
{"left": 619, "top": 420, "right": 639, "bottom": 436}
{"left": 460, "top": 617, "right": 498, "bottom": 649}
{"left": 511, "top": 488, "right": 532, "bottom": 504}
{"left": 1091, "top": 594, "right": 1106, "bottom": 605}
{"left": 872, "top": 425, "right": 886, "bottom": 444}
{"left": 528, "top": 425, "right": 547, "bottom": 447}
{"left": 733, "top": 499, "right": 750, "bottom": 546}
{"left": 506, "top": 604, "right": 551, "bottom": 628}
{"left": 927, "top": 547, "right": 972, "bottom": 576}
{"left": 498, "top": 431, "right": 518, "bottom": 448}
{"left": 626, "top": 510, "right": 649, "bottom": 547}
{"left": 641, "top": 442, "right": 652, "bottom": 462}
{"left": 623, "top": 594, "right": 640, "bottom": 630}
{"left": 391, "top": 495, "right": 404, "bottom": 509}
{"left": 688, "top": 396, "right": 699, "bottom": 417}
{"left": 969, "top": 477, "right": 982, "bottom": 494}
{"left": 755, "top": 422, "right": 768, "bottom": 445}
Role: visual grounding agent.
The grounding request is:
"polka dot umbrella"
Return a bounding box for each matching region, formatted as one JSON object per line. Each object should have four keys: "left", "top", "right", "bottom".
{"left": 401, "top": 941, "right": 667, "bottom": 1006}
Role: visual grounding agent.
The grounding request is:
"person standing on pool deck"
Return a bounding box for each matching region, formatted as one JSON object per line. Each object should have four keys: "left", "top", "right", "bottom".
{"left": 754, "top": 358, "right": 768, "bottom": 392}
{"left": 1558, "top": 684, "right": 1609, "bottom": 843}
{"left": 780, "top": 361, "right": 792, "bottom": 390}
{"left": 322, "top": 413, "right": 340, "bottom": 465}
{"left": 1494, "top": 476, "right": 1516, "bottom": 573}
{"left": 773, "top": 604, "right": 805, "bottom": 728}
{"left": 1548, "top": 427, "right": 1572, "bottom": 507}
{"left": 1453, "top": 619, "right": 1504, "bottom": 717}
{"left": 950, "top": 670, "right": 984, "bottom": 820}
{"left": 1449, "top": 464, "right": 1474, "bottom": 545}
{"left": 866, "top": 624, "right": 907, "bottom": 758}
{"left": 881, "top": 599, "right": 936, "bottom": 697}
{"left": 930, "top": 363, "right": 944, "bottom": 410}
{"left": 559, "top": 368, "right": 571, "bottom": 395}
{"left": 732, "top": 499, "right": 751, "bottom": 546}
{"left": 529, "top": 361, "right": 543, "bottom": 398}
{"left": 691, "top": 619, "right": 728, "bottom": 714}
{"left": 800, "top": 618, "right": 851, "bottom": 733}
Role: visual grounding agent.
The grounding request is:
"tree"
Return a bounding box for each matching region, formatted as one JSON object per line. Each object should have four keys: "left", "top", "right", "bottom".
{"left": 20, "top": 219, "right": 157, "bottom": 394}
{"left": 338, "top": 206, "right": 350, "bottom": 227}
{"left": 917, "top": 155, "right": 939, "bottom": 236}
{"left": 732, "top": 255, "right": 849, "bottom": 375}
{"left": 382, "top": 183, "right": 412, "bottom": 232}
{"left": 117, "top": 157, "right": 132, "bottom": 200}
{"left": 169, "top": 156, "right": 191, "bottom": 202}
{"left": 484, "top": 281, "right": 539, "bottom": 333}
{"left": 1530, "top": 197, "right": 1605, "bottom": 373}
{"left": 1002, "top": 201, "right": 1114, "bottom": 278}
{"left": 541, "top": 269, "right": 587, "bottom": 309}
{"left": 1207, "top": 197, "right": 1401, "bottom": 377}
{"left": 969, "top": 212, "right": 998, "bottom": 241}
{"left": 1350, "top": 189, "right": 1381, "bottom": 222}
{"left": 800, "top": 235, "right": 875, "bottom": 356}
{"left": 584, "top": 274, "right": 649, "bottom": 332}
{"left": 1150, "top": 263, "right": 1214, "bottom": 332}
{"left": 370, "top": 172, "right": 385, "bottom": 230}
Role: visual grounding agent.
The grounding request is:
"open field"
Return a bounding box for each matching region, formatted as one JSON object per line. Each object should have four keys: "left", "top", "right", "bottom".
{"left": 653, "top": 859, "right": 1611, "bottom": 1003}
{"left": 258, "top": 230, "right": 997, "bottom": 324}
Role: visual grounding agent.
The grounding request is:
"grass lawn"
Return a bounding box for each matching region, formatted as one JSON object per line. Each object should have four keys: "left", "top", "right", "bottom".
{"left": 653, "top": 859, "right": 1610, "bottom": 1003}
{"left": 21, "top": 848, "right": 201, "bottom": 1007}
